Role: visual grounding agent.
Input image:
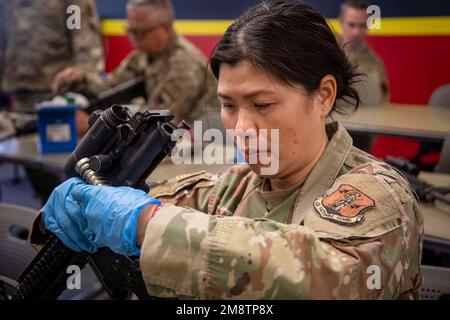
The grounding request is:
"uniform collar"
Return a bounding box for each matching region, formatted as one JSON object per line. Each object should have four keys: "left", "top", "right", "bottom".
{"left": 290, "top": 122, "right": 353, "bottom": 224}
{"left": 241, "top": 122, "right": 353, "bottom": 223}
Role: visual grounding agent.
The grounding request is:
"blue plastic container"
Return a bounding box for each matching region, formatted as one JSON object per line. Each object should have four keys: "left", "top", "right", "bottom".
{"left": 37, "top": 104, "right": 78, "bottom": 154}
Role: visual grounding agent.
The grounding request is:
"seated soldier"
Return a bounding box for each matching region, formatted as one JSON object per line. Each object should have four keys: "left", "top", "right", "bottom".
{"left": 53, "top": 0, "right": 219, "bottom": 125}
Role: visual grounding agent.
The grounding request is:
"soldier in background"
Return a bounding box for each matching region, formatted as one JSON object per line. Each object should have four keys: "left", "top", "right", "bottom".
{"left": 53, "top": 0, "right": 219, "bottom": 125}
{"left": 0, "top": 0, "right": 104, "bottom": 204}
{"left": 338, "top": 0, "right": 389, "bottom": 105}
{"left": 0, "top": 0, "right": 104, "bottom": 116}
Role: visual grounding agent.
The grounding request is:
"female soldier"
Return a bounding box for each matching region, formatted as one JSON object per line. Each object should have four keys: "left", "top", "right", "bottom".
{"left": 34, "top": 0, "right": 423, "bottom": 299}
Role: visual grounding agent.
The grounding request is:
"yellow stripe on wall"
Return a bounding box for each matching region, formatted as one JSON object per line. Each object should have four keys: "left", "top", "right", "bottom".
{"left": 102, "top": 17, "right": 450, "bottom": 37}
{"left": 102, "top": 19, "right": 233, "bottom": 36}
{"left": 102, "top": 19, "right": 128, "bottom": 36}
{"left": 174, "top": 20, "right": 234, "bottom": 36}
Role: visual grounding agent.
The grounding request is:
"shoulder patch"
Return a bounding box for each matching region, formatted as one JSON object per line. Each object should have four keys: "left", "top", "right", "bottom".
{"left": 314, "top": 184, "right": 375, "bottom": 225}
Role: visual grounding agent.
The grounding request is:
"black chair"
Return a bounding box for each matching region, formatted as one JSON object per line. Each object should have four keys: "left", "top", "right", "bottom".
{"left": 429, "top": 84, "right": 450, "bottom": 108}
{"left": 435, "top": 131, "right": 450, "bottom": 174}
{"left": 420, "top": 265, "right": 450, "bottom": 300}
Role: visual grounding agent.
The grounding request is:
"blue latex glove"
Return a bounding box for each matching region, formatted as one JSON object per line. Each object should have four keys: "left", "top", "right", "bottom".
{"left": 42, "top": 178, "right": 95, "bottom": 253}
{"left": 42, "top": 177, "right": 161, "bottom": 256}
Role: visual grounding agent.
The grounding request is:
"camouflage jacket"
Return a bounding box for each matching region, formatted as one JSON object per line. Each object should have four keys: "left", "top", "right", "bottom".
{"left": 141, "top": 122, "right": 423, "bottom": 299}
{"left": 83, "top": 34, "right": 219, "bottom": 124}
{"left": 338, "top": 38, "right": 389, "bottom": 104}
{"left": 0, "top": 0, "right": 103, "bottom": 93}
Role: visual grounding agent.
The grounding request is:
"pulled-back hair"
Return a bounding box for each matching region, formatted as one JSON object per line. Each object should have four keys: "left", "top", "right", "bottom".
{"left": 210, "top": 0, "right": 361, "bottom": 114}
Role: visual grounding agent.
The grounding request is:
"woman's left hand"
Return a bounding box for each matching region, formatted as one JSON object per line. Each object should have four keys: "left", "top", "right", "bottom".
{"left": 42, "top": 177, "right": 161, "bottom": 256}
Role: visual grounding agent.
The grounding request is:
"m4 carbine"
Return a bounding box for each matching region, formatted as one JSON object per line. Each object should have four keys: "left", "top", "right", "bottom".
{"left": 386, "top": 156, "right": 449, "bottom": 205}
{"left": 12, "top": 104, "right": 189, "bottom": 300}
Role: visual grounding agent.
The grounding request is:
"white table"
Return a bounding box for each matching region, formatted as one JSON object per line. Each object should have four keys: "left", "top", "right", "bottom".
{"left": 341, "top": 103, "right": 450, "bottom": 140}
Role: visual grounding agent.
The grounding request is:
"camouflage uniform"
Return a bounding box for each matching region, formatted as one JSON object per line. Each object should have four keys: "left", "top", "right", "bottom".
{"left": 139, "top": 122, "right": 423, "bottom": 299}
{"left": 0, "top": 0, "right": 104, "bottom": 112}
{"left": 29, "top": 122, "right": 424, "bottom": 299}
{"left": 338, "top": 38, "right": 389, "bottom": 105}
{"left": 83, "top": 34, "right": 219, "bottom": 124}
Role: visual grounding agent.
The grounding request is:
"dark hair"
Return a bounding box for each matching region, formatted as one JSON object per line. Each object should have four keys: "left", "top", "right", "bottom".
{"left": 210, "top": 0, "right": 360, "bottom": 115}
{"left": 341, "top": 0, "right": 370, "bottom": 12}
